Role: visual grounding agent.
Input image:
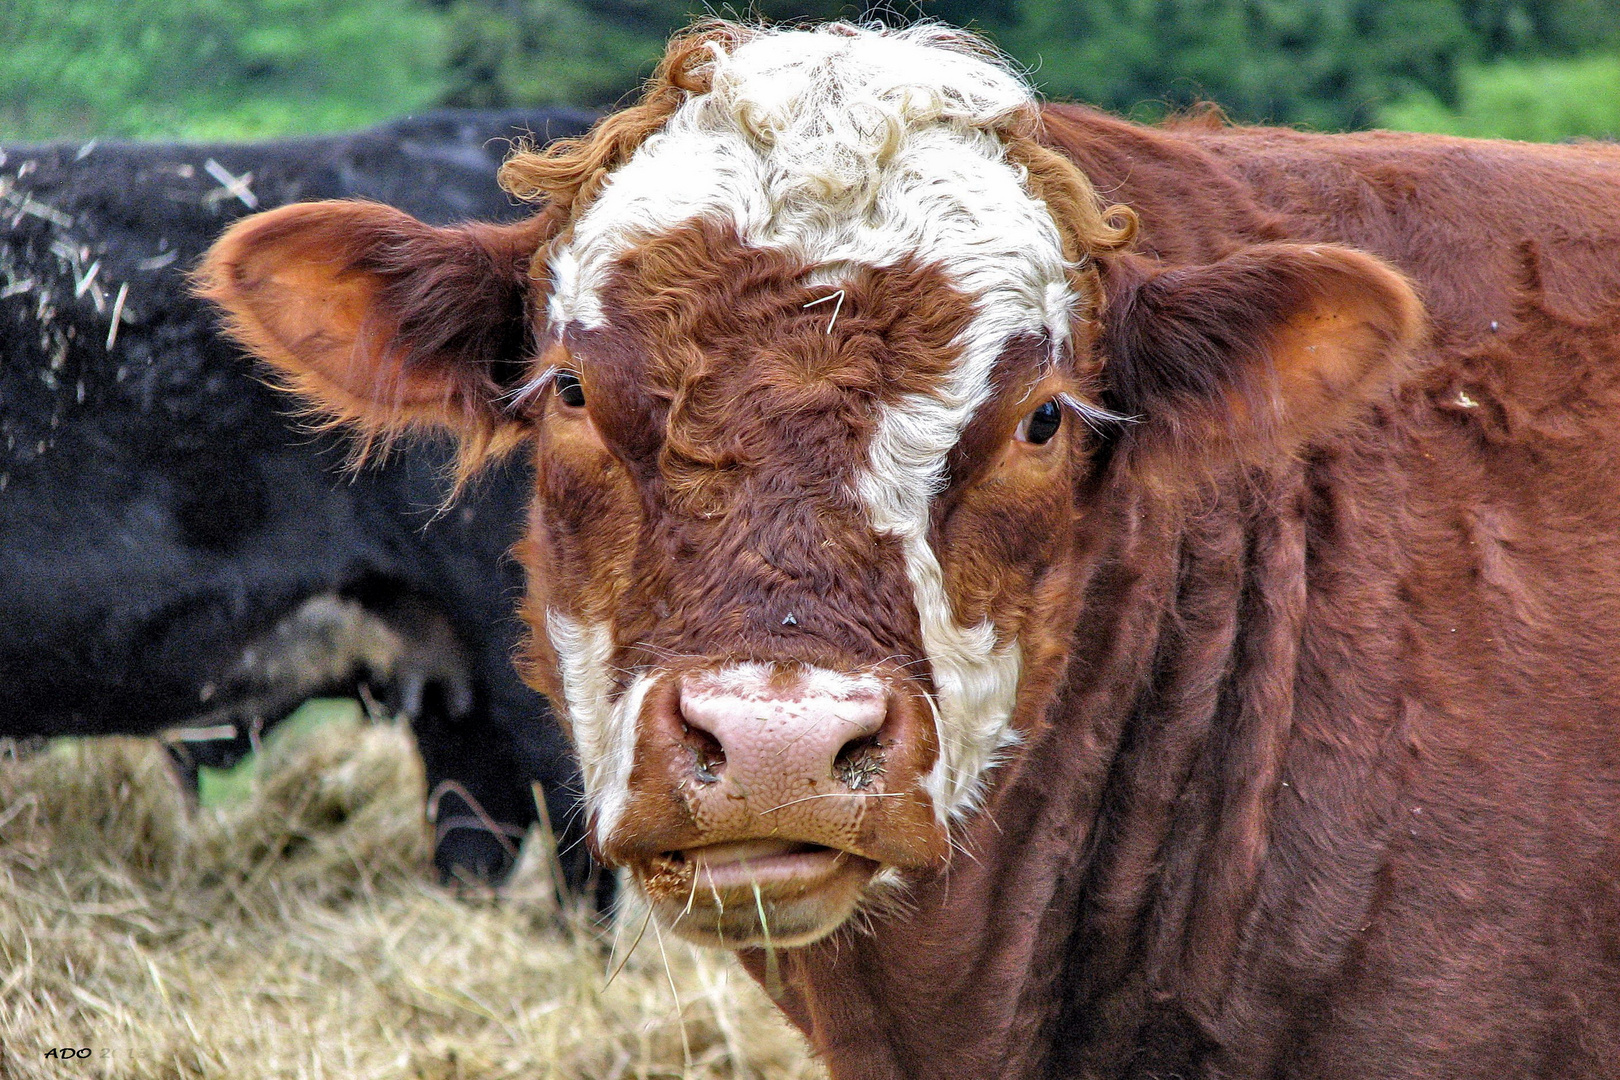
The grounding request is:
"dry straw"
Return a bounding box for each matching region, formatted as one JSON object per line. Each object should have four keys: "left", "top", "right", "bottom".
{"left": 0, "top": 715, "right": 822, "bottom": 1079}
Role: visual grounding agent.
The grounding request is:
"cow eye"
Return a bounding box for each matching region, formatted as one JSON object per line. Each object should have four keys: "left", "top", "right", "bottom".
{"left": 555, "top": 371, "right": 585, "bottom": 408}
{"left": 1018, "top": 399, "right": 1062, "bottom": 445}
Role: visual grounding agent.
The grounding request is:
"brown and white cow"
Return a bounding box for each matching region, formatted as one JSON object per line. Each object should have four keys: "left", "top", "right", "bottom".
{"left": 200, "top": 21, "right": 1620, "bottom": 1079}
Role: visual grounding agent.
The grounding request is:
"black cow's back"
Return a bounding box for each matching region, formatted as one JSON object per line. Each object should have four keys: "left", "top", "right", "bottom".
{"left": 0, "top": 110, "right": 601, "bottom": 890}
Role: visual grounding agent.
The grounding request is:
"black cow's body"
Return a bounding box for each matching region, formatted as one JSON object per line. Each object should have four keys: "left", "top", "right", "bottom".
{"left": 0, "top": 110, "right": 601, "bottom": 889}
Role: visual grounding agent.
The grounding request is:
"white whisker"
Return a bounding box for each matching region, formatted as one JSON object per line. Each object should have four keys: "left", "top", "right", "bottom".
{"left": 649, "top": 915, "right": 693, "bottom": 1072}
{"left": 603, "top": 902, "right": 654, "bottom": 991}
{"left": 759, "top": 791, "right": 907, "bottom": 814}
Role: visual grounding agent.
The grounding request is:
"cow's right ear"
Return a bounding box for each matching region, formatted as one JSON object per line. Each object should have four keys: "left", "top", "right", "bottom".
{"left": 197, "top": 200, "right": 553, "bottom": 462}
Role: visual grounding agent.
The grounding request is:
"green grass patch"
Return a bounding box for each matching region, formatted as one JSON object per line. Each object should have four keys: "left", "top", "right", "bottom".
{"left": 1382, "top": 52, "right": 1620, "bottom": 141}
{"left": 196, "top": 698, "right": 364, "bottom": 808}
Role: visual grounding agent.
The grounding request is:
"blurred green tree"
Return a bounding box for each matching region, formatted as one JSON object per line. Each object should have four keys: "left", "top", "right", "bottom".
{"left": 436, "top": 0, "right": 667, "bottom": 107}
{"left": 433, "top": 0, "right": 1476, "bottom": 128}
{"left": 432, "top": 1, "right": 1012, "bottom": 108}
{"left": 1003, "top": 0, "right": 1471, "bottom": 128}
{"left": 1456, "top": 1, "right": 1620, "bottom": 59}
{"left": 5, "top": 0, "right": 1620, "bottom": 142}
{"left": 0, "top": 0, "right": 448, "bottom": 141}
{"left": 1380, "top": 2, "right": 1620, "bottom": 138}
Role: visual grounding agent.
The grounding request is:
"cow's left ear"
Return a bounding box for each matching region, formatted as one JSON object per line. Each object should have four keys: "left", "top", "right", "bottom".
{"left": 198, "top": 200, "right": 553, "bottom": 463}
{"left": 1095, "top": 243, "right": 1424, "bottom": 479}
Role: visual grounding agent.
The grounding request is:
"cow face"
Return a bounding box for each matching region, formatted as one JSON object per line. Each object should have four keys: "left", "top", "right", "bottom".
{"left": 201, "top": 23, "right": 1421, "bottom": 949}
{"left": 517, "top": 225, "right": 1093, "bottom": 946}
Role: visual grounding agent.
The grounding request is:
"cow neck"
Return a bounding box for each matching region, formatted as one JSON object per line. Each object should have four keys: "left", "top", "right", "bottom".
{"left": 736, "top": 462, "right": 1317, "bottom": 1079}
{"left": 1042, "top": 462, "right": 1314, "bottom": 1077}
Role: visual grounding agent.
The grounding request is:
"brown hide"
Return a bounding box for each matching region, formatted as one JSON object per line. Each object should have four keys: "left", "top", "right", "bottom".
{"left": 739, "top": 109, "right": 1620, "bottom": 1078}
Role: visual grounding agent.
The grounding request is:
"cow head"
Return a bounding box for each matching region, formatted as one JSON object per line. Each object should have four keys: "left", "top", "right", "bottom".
{"left": 201, "top": 22, "right": 1421, "bottom": 948}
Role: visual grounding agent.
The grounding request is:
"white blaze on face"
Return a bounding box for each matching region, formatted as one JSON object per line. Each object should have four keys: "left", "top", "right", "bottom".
{"left": 545, "top": 23, "right": 1075, "bottom": 827}
{"left": 546, "top": 609, "right": 650, "bottom": 841}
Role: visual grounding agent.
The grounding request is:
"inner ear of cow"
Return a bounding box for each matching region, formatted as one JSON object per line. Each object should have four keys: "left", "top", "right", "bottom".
{"left": 198, "top": 200, "right": 556, "bottom": 467}
{"left": 1094, "top": 243, "right": 1425, "bottom": 483}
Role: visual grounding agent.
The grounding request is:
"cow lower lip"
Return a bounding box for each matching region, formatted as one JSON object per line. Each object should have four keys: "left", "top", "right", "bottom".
{"left": 673, "top": 839, "right": 855, "bottom": 890}
{"left": 640, "top": 840, "right": 882, "bottom": 948}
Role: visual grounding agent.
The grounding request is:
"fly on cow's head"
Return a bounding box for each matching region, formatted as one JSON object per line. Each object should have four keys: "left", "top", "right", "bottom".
{"left": 199, "top": 21, "right": 1422, "bottom": 949}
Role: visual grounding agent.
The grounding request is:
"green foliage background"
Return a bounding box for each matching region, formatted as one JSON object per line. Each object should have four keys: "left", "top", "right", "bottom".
{"left": 3, "top": 0, "right": 1619, "bottom": 142}
{"left": 0, "top": 0, "right": 449, "bottom": 140}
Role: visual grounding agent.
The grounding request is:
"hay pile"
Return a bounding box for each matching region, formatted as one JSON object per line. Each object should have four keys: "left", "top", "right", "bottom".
{"left": 0, "top": 716, "right": 823, "bottom": 1079}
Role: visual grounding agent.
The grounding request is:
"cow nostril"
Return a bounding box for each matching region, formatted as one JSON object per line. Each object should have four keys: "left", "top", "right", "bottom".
{"left": 683, "top": 723, "right": 726, "bottom": 783}
{"left": 833, "top": 734, "right": 885, "bottom": 790}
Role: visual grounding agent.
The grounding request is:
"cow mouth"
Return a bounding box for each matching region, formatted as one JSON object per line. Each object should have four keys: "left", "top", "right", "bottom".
{"left": 636, "top": 839, "right": 881, "bottom": 948}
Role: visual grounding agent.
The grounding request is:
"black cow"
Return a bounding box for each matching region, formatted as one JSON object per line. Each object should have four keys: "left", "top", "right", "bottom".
{"left": 0, "top": 110, "right": 603, "bottom": 893}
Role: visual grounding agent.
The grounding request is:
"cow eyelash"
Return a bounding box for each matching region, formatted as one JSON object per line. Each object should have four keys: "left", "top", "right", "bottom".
{"left": 1056, "top": 392, "right": 1140, "bottom": 436}
{"left": 504, "top": 363, "right": 561, "bottom": 413}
